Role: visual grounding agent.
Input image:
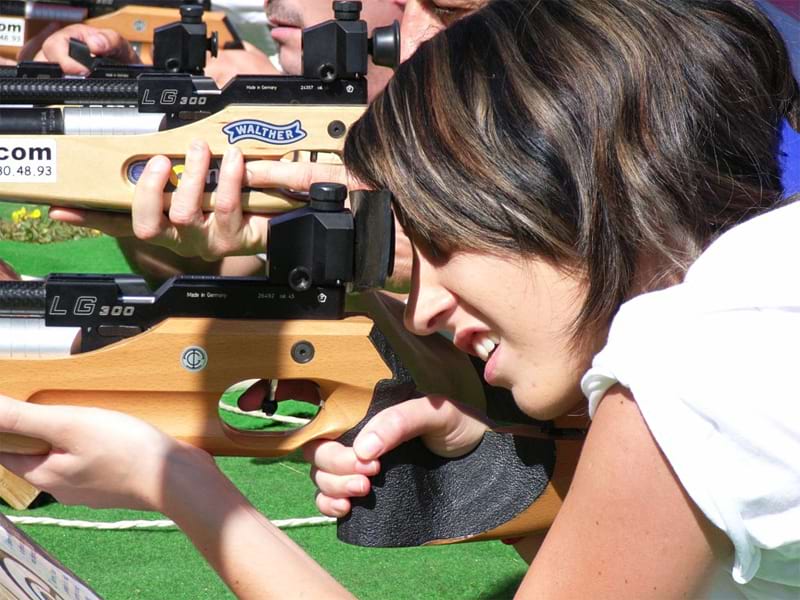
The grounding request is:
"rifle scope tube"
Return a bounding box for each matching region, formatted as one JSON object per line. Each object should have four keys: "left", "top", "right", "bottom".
{"left": 0, "top": 1, "right": 87, "bottom": 21}
{"left": 0, "top": 108, "right": 165, "bottom": 135}
{"left": 0, "top": 318, "right": 80, "bottom": 358}
{"left": 0, "top": 79, "right": 138, "bottom": 105}
{"left": 64, "top": 107, "right": 166, "bottom": 135}
{"left": 0, "top": 281, "right": 46, "bottom": 318}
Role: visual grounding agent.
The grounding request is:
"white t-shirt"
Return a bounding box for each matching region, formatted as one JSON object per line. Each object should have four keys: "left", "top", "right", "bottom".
{"left": 581, "top": 200, "right": 800, "bottom": 599}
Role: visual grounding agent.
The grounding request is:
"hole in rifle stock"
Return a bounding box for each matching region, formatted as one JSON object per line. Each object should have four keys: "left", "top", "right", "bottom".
{"left": 218, "top": 378, "right": 322, "bottom": 433}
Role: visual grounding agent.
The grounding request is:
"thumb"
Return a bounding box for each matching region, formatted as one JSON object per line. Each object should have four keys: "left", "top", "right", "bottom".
{"left": 352, "top": 395, "right": 489, "bottom": 462}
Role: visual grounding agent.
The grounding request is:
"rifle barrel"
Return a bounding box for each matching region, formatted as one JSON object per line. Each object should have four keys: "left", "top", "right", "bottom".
{"left": 0, "top": 78, "right": 138, "bottom": 105}
{"left": 0, "top": 281, "right": 46, "bottom": 318}
{"left": 0, "top": 1, "right": 87, "bottom": 21}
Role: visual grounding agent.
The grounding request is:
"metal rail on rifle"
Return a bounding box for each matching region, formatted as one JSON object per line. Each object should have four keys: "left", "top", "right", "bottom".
{"left": 0, "top": 0, "right": 399, "bottom": 213}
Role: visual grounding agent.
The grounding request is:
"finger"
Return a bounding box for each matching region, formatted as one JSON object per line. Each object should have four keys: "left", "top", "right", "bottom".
{"left": 49, "top": 208, "right": 134, "bottom": 238}
{"left": 170, "top": 140, "right": 211, "bottom": 229}
{"left": 243, "top": 160, "right": 350, "bottom": 192}
{"left": 315, "top": 492, "right": 352, "bottom": 519}
{"left": 38, "top": 26, "right": 111, "bottom": 74}
{"left": 0, "top": 453, "right": 52, "bottom": 484}
{"left": 132, "top": 155, "right": 174, "bottom": 242}
{"left": 310, "top": 467, "right": 371, "bottom": 499}
{"left": 212, "top": 147, "right": 245, "bottom": 246}
{"left": 95, "top": 29, "right": 140, "bottom": 64}
{"left": 0, "top": 259, "right": 19, "bottom": 281}
{"left": 237, "top": 379, "right": 271, "bottom": 412}
{"left": 0, "top": 395, "right": 72, "bottom": 446}
{"left": 352, "top": 396, "right": 488, "bottom": 461}
{"left": 302, "top": 439, "right": 380, "bottom": 476}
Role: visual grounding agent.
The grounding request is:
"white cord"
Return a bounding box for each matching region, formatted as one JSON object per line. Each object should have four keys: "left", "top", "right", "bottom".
{"left": 218, "top": 402, "right": 311, "bottom": 426}
{"left": 7, "top": 515, "right": 336, "bottom": 531}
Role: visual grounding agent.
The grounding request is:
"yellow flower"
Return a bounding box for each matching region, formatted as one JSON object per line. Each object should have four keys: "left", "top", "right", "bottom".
{"left": 11, "top": 207, "right": 27, "bottom": 224}
{"left": 29, "top": 208, "right": 42, "bottom": 220}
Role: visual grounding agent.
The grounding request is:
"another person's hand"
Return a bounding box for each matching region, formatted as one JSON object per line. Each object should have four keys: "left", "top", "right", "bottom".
{"left": 0, "top": 394, "right": 214, "bottom": 511}
{"left": 0, "top": 259, "right": 20, "bottom": 281}
{"left": 303, "top": 395, "right": 488, "bottom": 517}
{"left": 22, "top": 24, "right": 140, "bottom": 74}
{"left": 204, "top": 42, "right": 280, "bottom": 87}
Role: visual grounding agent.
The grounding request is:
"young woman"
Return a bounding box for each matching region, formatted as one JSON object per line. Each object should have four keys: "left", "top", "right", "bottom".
{"left": 1, "top": 0, "right": 798, "bottom": 597}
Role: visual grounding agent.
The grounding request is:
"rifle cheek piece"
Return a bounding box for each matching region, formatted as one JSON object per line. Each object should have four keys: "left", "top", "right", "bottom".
{"left": 267, "top": 182, "right": 394, "bottom": 293}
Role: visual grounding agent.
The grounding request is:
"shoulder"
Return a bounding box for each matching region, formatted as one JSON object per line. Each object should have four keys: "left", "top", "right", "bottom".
{"left": 520, "top": 385, "right": 731, "bottom": 598}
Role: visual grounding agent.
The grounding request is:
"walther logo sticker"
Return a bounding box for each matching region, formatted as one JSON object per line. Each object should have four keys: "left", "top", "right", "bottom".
{"left": 222, "top": 119, "right": 307, "bottom": 145}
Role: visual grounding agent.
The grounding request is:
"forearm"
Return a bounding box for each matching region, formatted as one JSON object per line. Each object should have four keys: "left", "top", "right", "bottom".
{"left": 161, "top": 452, "right": 352, "bottom": 599}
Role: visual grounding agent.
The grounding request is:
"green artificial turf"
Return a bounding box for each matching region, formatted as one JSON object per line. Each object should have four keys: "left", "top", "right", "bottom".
{"left": 0, "top": 221, "right": 529, "bottom": 599}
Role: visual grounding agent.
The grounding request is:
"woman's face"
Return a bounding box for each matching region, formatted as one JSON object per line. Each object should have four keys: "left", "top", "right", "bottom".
{"left": 404, "top": 244, "right": 592, "bottom": 419}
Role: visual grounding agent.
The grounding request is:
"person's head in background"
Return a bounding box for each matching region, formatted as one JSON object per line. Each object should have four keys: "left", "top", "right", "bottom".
{"left": 265, "top": 0, "right": 405, "bottom": 98}
{"left": 345, "top": 0, "right": 800, "bottom": 419}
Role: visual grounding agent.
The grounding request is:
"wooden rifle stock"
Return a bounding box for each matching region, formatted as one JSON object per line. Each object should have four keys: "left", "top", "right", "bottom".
{"left": 0, "top": 292, "right": 585, "bottom": 545}
{"left": 0, "top": 104, "right": 362, "bottom": 213}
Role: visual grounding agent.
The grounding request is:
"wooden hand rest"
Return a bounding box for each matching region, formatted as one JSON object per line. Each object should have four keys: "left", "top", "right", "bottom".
{"left": 0, "top": 105, "right": 363, "bottom": 213}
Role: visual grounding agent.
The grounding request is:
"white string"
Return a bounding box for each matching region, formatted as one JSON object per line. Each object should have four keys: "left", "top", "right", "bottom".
{"left": 217, "top": 402, "right": 311, "bottom": 426}
{"left": 7, "top": 515, "right": 336, "bottom": 531}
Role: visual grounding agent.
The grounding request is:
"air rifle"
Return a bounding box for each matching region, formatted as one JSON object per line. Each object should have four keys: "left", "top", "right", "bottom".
{"left": 0, "top": 181, "right": 586, "bottom": 546}
{"left": 0, "top": 0, "right": 241, "bottom": 62}
{"left": 0, "top": 0, "right": 243, "bottom": 63}
{"left": 0, "top": 0, "right": 398, "bottom": 213}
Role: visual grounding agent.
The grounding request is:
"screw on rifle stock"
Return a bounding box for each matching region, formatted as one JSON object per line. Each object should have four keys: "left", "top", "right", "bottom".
{"left": 328, "top": 120, "right": 347, "bottom": 138}
{"left": 291, "top": 341, "right": 315, "bottom": 364}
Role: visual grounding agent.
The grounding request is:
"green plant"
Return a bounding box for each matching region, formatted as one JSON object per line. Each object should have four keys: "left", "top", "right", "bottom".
{"left": 0, "top": 207, "right": 102, "bottom": 243}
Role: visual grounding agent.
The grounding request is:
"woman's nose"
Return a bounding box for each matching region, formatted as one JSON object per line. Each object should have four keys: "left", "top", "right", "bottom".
{"left": 404, "top": 277, "right": 456, "bottom": 335}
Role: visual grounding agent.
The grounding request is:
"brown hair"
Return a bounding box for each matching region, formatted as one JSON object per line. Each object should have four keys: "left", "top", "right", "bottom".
{"left": 345, "top": 0, "right": 800, "bottom": 341}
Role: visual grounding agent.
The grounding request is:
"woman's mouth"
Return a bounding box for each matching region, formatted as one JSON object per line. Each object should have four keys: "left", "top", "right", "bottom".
{"left": 472, "top": 332, "right": 499, "bottom": 361}
{"left": 472, "top": 332, "right": 501, "bottom": 384}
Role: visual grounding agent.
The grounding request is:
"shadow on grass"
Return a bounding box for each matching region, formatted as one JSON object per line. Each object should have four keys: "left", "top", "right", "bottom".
{"left": 478, "top": 575, "right": 525, "bottom": 599}
{"left": 249, "top": 449, "right": 308, "bottom": 466}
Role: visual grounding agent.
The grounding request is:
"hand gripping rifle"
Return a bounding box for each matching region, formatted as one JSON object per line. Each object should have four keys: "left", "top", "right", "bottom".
{"left": 0, "top": 0, "right": 398, "bottom": 213}
{"left": 0, "top": 182, "right": 586, "bottom": 546}
{"left": 0, "top": 0, "right": 243, "bottom": 63}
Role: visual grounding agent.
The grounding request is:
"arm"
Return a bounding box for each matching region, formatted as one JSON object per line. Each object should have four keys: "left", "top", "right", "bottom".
{"left": 306, "top": 384, "right": 731, "bottom": 593}
{"left": 0, "top": 395, "right": 353, "bottom": 599}
{"left": 518, "top": 385, "right": 731, "bottom": 598}
{"left": 50, "top": 141, "right": 414, "bottom": 287}
{"left": 22, "top": 24, "right": 140, "bottom": 74}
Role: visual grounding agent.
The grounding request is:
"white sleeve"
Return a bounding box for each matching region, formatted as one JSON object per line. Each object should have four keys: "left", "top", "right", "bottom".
{"left": 581, "top": 202, "right": 800, "bottom": 585}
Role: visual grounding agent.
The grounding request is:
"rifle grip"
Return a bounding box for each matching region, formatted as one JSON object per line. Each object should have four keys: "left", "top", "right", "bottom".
{"left": 335, "top": 327, "right": 558, "bottom": 547}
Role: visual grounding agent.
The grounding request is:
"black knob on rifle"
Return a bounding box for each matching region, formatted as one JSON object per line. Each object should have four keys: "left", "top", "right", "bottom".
{"left": 333, "top": 1, "right": 361, "bottom": 20}
{"left": 180, "top": 4, "right": 203, "bottom": 23}
{"left": 310, "top": 182, "right": 348, "bottom": 212}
